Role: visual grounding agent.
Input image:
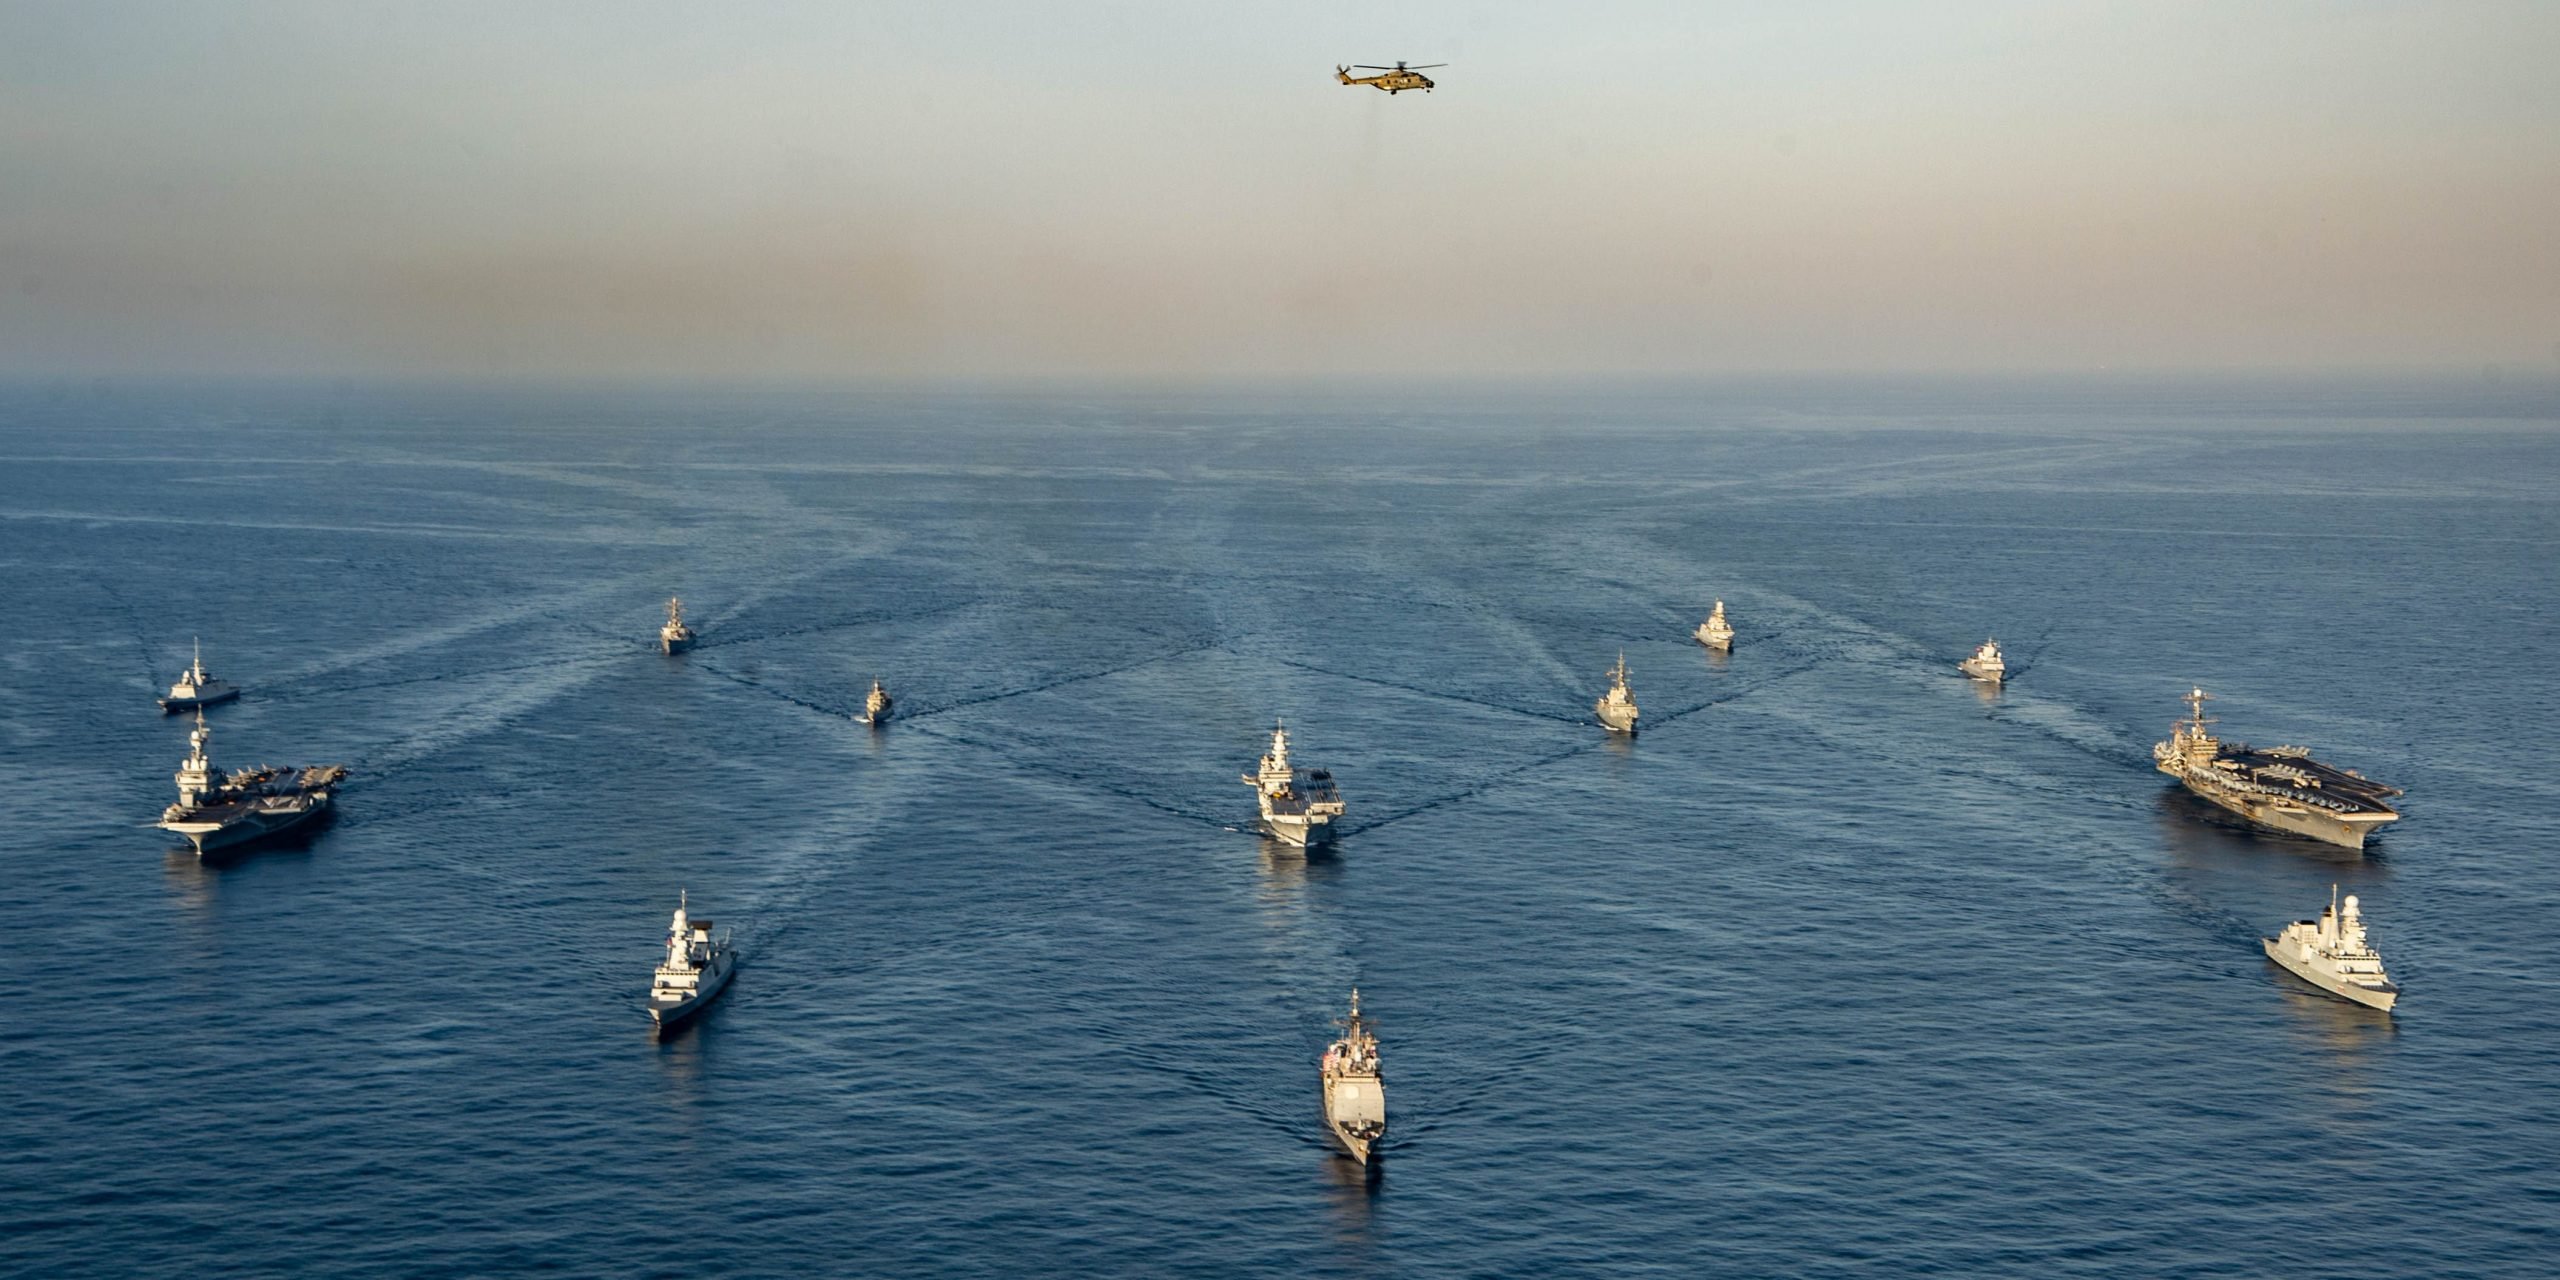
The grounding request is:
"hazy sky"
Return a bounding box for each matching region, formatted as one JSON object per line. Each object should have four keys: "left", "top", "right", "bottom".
{"left": 3, "top": 1, "right": 2554, "bottom": 379}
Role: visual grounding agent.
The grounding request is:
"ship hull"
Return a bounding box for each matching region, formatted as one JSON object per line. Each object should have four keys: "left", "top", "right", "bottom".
{"left": 159, "top": 688, "right": 241, "bottom": 713}
{"left": 661, "top": 637, "right": 693, "bottom": 655}
{"left": 1261, "top": 815, "right": 1337, "bottom": 848}
{"left": 162, "top": 797, "right": 331, "bottom": 855}
{"left": 1596, "top": 710, "right": 1637, "bottom": 734}
{"left": 2176, "top": 775, "right": 2394, "bottom": 850}
{"left": 1328, "top": 1124, "right": 1373, "bottom": 1164}
{"left": 1958, "top": 660, "right": 2003, "bottom": 683}
{"left": 650, "top": 957, "right": 735, "bottom": 1033}
{"left": 2262, "top": 938, "right": 2398, "bottom": 1011}
{"left": 1694, "top": 627, "right": 1732, "bottom": 652}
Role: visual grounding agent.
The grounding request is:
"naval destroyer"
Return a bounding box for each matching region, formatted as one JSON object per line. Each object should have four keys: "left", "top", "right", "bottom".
{"left": 1694, "top": 601, "right": 1734, "bottom": 652}
{"left": 155, "top": 713, "right": 347, "bottom": 855}
{"left": 647, "top": 890, "right": 736, "bottom": 1032}
{"left": 2153, "top": 688, "right": 2401, "bottom": 850}
{"left": 159, "top": 639, "right": 241, "bottom": 713}
{"left": 859, "top": 679, "right": 894, "bottom": 726}
{"left": 1243, "top": 723, "right": 1344, "bottom": 846}
{"left": 659, "top": 597, "right": 696, "bottom": 654}
{"left": 1595, "top": 652, "right": 1639, "bottom": 734}
{"left": 1320, "top": 989, "right": 1387, "bottom": 1165}
{"left": 1958, "top": 638, "right": 2005, "bottom": 683}
{"left": 2263, "top": 886, "right": 2398, "bottom": 1011}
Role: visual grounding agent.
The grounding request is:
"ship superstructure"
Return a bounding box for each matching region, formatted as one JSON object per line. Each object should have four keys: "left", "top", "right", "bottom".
{"left": 1694, "top": 601, "right": 1734, "bottom": 652}
{"left": 2263, "top": 885, "right": 2399, "bottom": 1011}
{"left": 860, "top": 679, "right": 894, "bottom": 726}
{"left": 660, "top": 597, "right": 696, "bottom": 655}
{"left": 1595, "top": 652, "right": 1639, "bottom": 734}
{"left": 159, "top": 638, "right": 241, "bottom": 713}
{"left": 647, "top": 890, "right": 736, "bottom": 1032}
{"left": 1320, "top": 989, "right": 1387, "bottom": 1164}
{"left": 155, "top": 712, "right": 347, "bottom": 855}
{"left": 2153, "top": 688, "right": 2401, "bottom": 850}
{"left": 1958, "top": 638, "right": 2005, "bottom": 683}
{"left": 1243, "top": 723, "right": 1344, "bottom": 847}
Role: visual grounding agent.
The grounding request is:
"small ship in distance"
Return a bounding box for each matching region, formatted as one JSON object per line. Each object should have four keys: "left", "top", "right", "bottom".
{"left": 648, "top": 890, "right": 736, "bottom": 1033}
{"left": 1243, "top": 723, "right": 1344, "bottom": 847}
{"left": 159, "top": 638, "right": 241, "bottom": 712}
{"left": 1695, "top": 600, "right": 1734, "bottom": 652}
{"left": 2154, "top": 688, "right": 2401, "bottom": 850}
{"left": 660, "top": 597, "right": 695, "bottom": 654}
{"left": 156, "top": 712, "right": 347, "bottom": 855}
{"left": 1958, "top": 638, "right": 2005, "bottom": 683}
{"left": 1320, "top": 989, "right": 1387, "bottom": 1164}
{"left": 1595, "top": 652, "right": 1639, "bottom": 734}
{"left": 860, "top": 679, "right": 893, "bottom": 726}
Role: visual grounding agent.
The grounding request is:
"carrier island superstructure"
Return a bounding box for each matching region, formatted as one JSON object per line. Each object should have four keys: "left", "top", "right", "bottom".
{"left": 2153, "top": 688, "right": 2401, "bottom": 850}
{"left": 1243, "top": 723, "right": 1344, "bottom": 847}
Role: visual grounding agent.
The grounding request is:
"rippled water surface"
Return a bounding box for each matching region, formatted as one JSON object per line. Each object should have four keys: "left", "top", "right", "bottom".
{"left": 4, "top": 379, "right": 2555, "bottom": 1277}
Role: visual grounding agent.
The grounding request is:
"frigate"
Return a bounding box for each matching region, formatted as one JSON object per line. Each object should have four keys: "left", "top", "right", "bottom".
{"left": 1595, "top": 652, "right": 1639, "bottom": 734}
{"left": 1243, "top": 723, "right": 1344, "bottom": 847}
{"left": 2263, "top": 885, "right": 2399, "bottom": 1011}
{"left": 158, "top": 638, "right": 241, "bottom": 713}
{"left": 1320, "top": 989, "right": 1387, "bottom": 1164}
{"left": 659, "top": 596, "right": 696, "bottom": 655}
{"left": 1958, "top": 638, "right": 2005, "bottom": 683}
{"left": 155, "top": 712, "right": 347, "bottom": 855}
{"left": 1693, "top": 600, "right": 1734, "bottom": 652}
{"left": 2154, "top": 688, "right": 2401, "bottom": 850}
{"left": 647, "top": 890, "right": 737, "bottom": 1033}
{"left": 859, "top": 679, "right": 894, "bottom": 726}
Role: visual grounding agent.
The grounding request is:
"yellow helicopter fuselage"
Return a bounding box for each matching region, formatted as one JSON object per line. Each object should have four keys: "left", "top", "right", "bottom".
{"left": 1338, "top": 70, "right": 1434, "bottom": 93}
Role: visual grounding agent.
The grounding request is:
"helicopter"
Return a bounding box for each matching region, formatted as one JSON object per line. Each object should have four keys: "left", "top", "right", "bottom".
{"left": 1335, "top": 61, "right": 1444, "bottom": 94}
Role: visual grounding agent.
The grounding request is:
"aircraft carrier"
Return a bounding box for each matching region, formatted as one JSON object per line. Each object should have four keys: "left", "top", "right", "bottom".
{"left": 1243, "top": 723, "right": 1344, "bottom": 847}
{"left": 2153, "top": 688, "right": 2401, "bottom": 850}
{"left": 156, "top": 713, "right": 348, "bottom": 855}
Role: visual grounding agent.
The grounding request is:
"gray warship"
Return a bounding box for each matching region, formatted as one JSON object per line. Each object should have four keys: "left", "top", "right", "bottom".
{"left": 1320, "top": 989, "right": 1387, "bottom": 1165}
{"left": 1694, "top": 600, "right": 1734, "bottom": 652}
{"left": 1243, "top": 723, "right": 1344, "bottom": 847}
{"left": 859, "top": 679, "right": 894, "bottom": 726}
{"left": 159, "top": 638, "right": 241, "bottom": 713}
{"left": 647, "top": 890, "right": 736, "bottom": 1033}
{"left": 1595, "top": 652, "right": 1639, "bottom": 734}
{"left": 2153, "top": 688, "right": 2401, "bottom": 850}
{"left": 156, "top": 713, "right": 347, "bottom": 855}
{"left": 659, "top": 596, "right": 696, "bottom": 655}
{"left": 2263, "top": 886, "right": 2398, "bottom": 1011}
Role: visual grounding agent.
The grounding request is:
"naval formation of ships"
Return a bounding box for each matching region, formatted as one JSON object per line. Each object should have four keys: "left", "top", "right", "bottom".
{"left": 136, "top": 586, "right": 2424, "bottom": 1169}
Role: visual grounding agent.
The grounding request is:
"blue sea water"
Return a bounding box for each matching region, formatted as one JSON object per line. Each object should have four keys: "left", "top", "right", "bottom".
{"left": 2, "top": 377, "right": 2555, "bottom": 1278}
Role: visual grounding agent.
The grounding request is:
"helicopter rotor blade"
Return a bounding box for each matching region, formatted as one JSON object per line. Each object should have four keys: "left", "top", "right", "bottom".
{"left": 1352, "top": 65, "right": 1398, "bottom": 70}
{"left": 1404, "top": 63, "right": 1447, "bottom": 69}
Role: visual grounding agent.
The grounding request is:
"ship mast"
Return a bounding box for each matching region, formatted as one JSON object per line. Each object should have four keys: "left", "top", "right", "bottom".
{"left": 2183, "top": 686, "right": 2217, "bottom": 730}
